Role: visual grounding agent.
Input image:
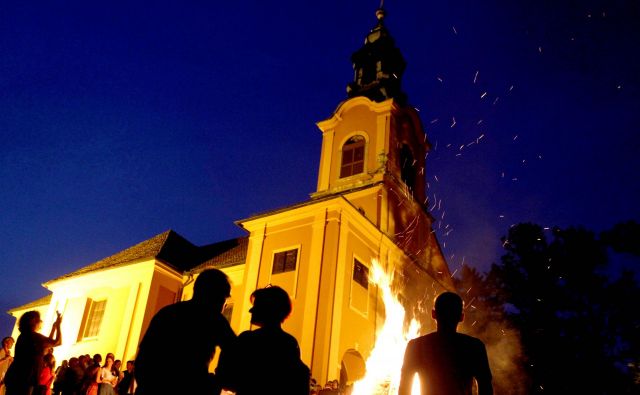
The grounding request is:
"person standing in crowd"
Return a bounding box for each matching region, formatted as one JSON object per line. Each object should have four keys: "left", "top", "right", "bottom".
{"left": 96, "top": 355, "right": 117, "bottom": 395}
{"left": 82, "top": 355, "right": 101, "bottom": 395}
{"left": 217, "top": 286, "right": 310, "bottom": 395}
{"left": 398, "top": 292, "right": 493, "bottom": 395}
{"left": 111, "top": 360, "right": 122, "bottom": 387}
{"left": 37, "top": 353, "right": 56, "bottom": 395}
{"left": 4, "top": 311, "right": 62, "bottom": 395}
{"left": 135, "top": 269, "right": 236, "bottom": 394}
{"left": 52, "top": 359, "right": 68, "bottom": 395}
{"left": 116, "top": 361, "right": 134, "bottom": 395}
{"left": 0, "top": 337, "right": 15, "bottom": 395}
{"left": 60, "top": 357, "right": 83, "bottom": 395}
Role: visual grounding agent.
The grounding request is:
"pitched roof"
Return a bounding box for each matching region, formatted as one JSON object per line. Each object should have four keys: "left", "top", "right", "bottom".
{"left": 190, "top": 237, "right": 248, "bottom": 272}
{"left": 46, "top": 230, "right": 203, "bottom": 284}
{"left": 8, "top": 294, "right": 52, "bottom": 313}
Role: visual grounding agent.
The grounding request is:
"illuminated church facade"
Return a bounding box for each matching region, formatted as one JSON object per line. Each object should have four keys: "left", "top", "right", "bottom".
{"left": 9, "top": 9, "right": 451, "bottom": 385}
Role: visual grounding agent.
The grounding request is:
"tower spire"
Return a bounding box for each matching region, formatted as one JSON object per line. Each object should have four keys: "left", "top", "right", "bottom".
{"left": 346, "top": 6, "right": 407, "bottom": 104}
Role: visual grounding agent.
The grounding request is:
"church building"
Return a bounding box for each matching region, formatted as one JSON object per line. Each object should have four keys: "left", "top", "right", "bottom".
{"left": 9, "top": 9, "right": 452, "bottom": 385}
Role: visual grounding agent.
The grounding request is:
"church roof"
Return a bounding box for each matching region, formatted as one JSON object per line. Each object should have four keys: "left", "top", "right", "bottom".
{"left": 8, "top": 294, "right": 52, "bottom": 313}
{"left": 191, "top": 237, "right": 248, "bottom": 272}
{"left": 45, "top": 230, "right": 203, "bottom": 284}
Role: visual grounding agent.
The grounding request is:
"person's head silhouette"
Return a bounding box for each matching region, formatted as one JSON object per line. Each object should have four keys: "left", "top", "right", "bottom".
{"left": 432, "top": 291, "right": 464, "bottom": 332}
{"left": 18, "top": 310, "right": 42, "bottom": 333}
{"left": 249, "top": 286, "right": 292, "bottom": 327}
{"left": 192, "top": 268, "right": 231, "bottom": 312}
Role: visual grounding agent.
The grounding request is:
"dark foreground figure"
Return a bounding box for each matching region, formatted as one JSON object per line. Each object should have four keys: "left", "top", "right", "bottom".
{"left": 398, "top": 292, "right": 493, "bottom": 395}
{"left": 134, "top": 269, "right": 236, "bottom": 394}
{"left": 218, "top": 286, "right": 309, "bottom": 395}
{"left": 5, "top": 311, "right": 62, "bottom": 395}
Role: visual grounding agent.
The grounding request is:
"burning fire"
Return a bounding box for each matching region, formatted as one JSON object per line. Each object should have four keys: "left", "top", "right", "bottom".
{"left": 351, "top": 259, "right": 422, "bottom": 395}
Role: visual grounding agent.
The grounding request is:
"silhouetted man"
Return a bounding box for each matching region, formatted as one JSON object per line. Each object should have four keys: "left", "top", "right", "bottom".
{"left": 398, "top": 291, "right": 493, "bottom": 395}
{"left": 135, "top": 269, "right": 236, "bottom": 394}
{"left": 217, "top": 286, "right": 309, "bottom": 395}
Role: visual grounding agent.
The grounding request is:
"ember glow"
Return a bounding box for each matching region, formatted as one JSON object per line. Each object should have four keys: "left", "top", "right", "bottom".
{"left": 351, "top": 259, "right": 422, "bottom": 395}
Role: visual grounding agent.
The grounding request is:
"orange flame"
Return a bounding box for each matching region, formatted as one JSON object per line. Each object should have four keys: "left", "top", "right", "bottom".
{"left": 351, "top": 259, "right": 421, "bottom": 395}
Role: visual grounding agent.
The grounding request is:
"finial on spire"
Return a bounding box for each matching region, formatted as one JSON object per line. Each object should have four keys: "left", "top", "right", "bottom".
{"left": 376, "top": 0, "right": 386, "bottom": 21}
{"left": 346, "top": 1, "right": 407, "bottom": 105}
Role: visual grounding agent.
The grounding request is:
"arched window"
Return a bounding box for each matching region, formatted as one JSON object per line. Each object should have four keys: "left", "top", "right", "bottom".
{"left": 400, "top": 144, "right": 416, "bottom": 190}
{"left": 340, "top": 135, "right": 365, "bottom": 178}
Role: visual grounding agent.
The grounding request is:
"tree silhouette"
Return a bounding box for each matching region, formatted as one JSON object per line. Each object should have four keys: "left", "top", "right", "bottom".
{"left": 483, "top": 221, "right": 640, "bottom": 394}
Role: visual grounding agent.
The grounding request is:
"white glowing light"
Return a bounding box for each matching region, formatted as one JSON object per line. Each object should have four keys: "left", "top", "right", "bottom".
{"left": 351, "top": 259, "right": 421, "bottom": 395}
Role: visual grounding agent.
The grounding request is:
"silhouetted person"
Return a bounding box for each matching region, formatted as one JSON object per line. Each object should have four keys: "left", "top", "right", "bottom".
{"left": 52, "top": 359, "right": 68, "bottom": 395}
{"left": 61, "top": 357, "right": 82, "bottom": 395}
{"left": 83, "top": 354, "right": 101, "bottom": 395}
{"left": 4, "top": 311, "right": 62, "bottom": 395}
{"left": 398, "top": 292, "right": 493, "bottom": 395}
{"left": 218, "top": 286, "right": 310, "bottom": 395}
{"left": 134, "top": 269, "right": 236, "bottom": 394}
{"left": 0, "top": 337, "right": 15, "bottom": 395}
{"left": 116, "top": 361, "right": 134, "bottom": 395}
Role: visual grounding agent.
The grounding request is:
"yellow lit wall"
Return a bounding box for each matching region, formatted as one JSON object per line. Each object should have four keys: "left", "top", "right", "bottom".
{"left": 9, "top": 259, "right": 187, "bottom": 364}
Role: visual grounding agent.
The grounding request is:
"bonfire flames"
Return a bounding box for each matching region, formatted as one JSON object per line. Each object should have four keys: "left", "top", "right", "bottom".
{"left": 351, "top": 259, "right": 422, "bottom": 395}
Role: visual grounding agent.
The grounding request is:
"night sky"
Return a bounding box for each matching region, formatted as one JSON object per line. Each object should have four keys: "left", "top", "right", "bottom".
{"left": 1, "top": 1, "right": 638, "bottom": 337}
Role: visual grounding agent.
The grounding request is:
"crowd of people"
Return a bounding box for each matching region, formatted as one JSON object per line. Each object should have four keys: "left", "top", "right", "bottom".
{"left": 310, "top": 379, "right": 341, "bottom": 394}
{"left": 0, "top": 312, "right": 135, "bottom": 395}
{"left": 49, "top": 353, "right": 135, "bottom": 395}
{"left": 0, "top": 268, "right": 492, "bottom": 395}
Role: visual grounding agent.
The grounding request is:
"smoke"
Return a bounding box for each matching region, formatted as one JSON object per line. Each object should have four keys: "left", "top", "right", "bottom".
{"left": 456, "top": 264, "right": 529, "bottom": 395}
{"left": 474, "top": 319, "right": 528, "bottom": 395}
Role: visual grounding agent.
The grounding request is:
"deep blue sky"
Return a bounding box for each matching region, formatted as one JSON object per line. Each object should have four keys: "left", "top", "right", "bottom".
{"left": 1, "top": 1, "right": 638, "bottom": 336}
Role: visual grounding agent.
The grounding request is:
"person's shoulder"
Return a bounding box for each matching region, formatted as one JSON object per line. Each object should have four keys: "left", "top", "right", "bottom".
{"left": 157, "top": 300, "right": 186, "bottom": 315}
{"left": 34, "top": 332, "right": 50, "bottom": 343}
{"left": 238, "top": 329, "right": 254, "bottom": 339}
{"left": 280, "top": 329, "right": 299, "bottom": 343}
{"left": 411, "top": 332, "right": 438, "bottom": 344}
{"left": 455, "top": 333, "right": 486, "bottom": 348}
{"left": 152, "top": 301, "right": 198, "bottom": 324}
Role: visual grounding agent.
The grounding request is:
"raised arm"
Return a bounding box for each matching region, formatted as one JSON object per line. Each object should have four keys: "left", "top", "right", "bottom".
{"left": 47, "top": 312, "right": 63, "bottom": 347}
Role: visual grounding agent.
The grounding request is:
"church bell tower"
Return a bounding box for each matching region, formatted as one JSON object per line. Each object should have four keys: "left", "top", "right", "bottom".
{"left": 235, "top": 8, "right": 451, "bottom": 385}
{"left": 312, "top": 8, "right": 445, "bottom": 279}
